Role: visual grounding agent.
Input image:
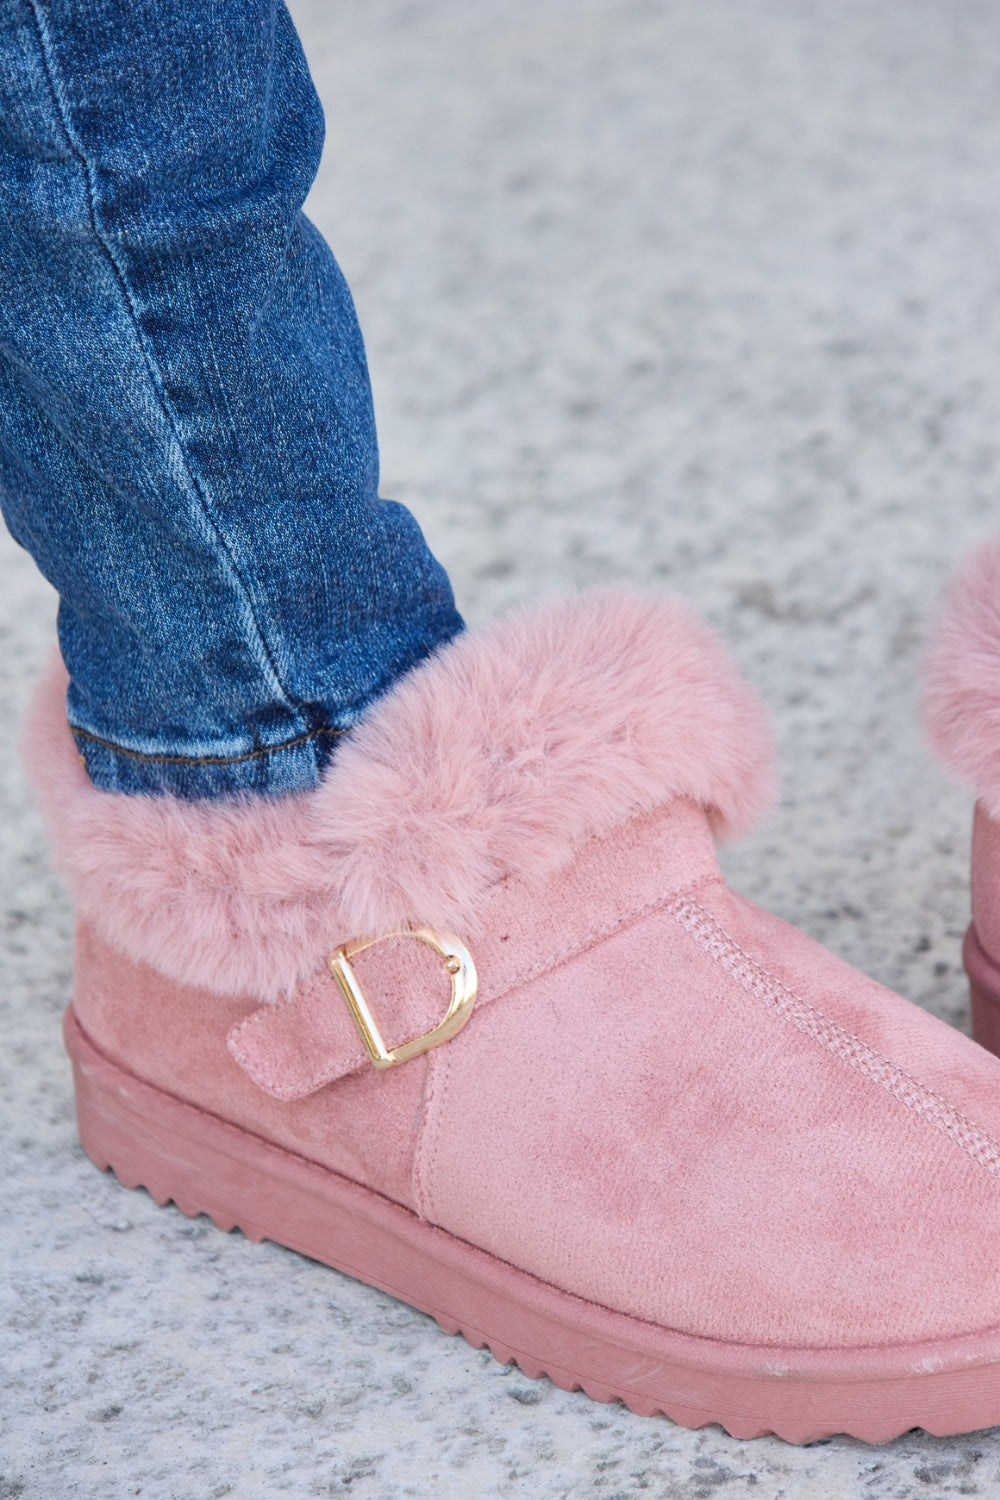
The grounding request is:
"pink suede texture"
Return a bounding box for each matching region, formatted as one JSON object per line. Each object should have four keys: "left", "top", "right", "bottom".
{"left": 25, "top": 593, "right": 774, "bottom": 1003}
{"left": 72, "top": 922, "right": 427, "bottom": 1212}
{"left": 925, "top": 535, "right": 1000, "bottom": 819}
{"left": 422, "top": 873, "right": 1000, "bottom": 1348}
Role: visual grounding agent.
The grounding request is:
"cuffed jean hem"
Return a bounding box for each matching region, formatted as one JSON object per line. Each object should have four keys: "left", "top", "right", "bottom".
{"left": 71, "top": 722, "right": 346, "bottom": 799}
{"left": 64, "top": 604, "right": 466, "bottom": 799}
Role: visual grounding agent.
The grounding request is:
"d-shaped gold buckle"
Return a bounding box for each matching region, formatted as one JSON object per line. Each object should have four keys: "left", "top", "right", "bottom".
{"left": 327, "top": 928, "right": 478, "bottom": 1070}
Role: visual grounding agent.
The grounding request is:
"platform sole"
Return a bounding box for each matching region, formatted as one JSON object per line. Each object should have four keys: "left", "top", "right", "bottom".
{"left": 65, "top": 1004, "right": 1000, "bottom": 1444}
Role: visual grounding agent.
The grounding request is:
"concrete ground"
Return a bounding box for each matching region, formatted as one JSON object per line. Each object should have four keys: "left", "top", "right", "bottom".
{"left": 3, "top": 0, "right": 1000, "bottom": 1494}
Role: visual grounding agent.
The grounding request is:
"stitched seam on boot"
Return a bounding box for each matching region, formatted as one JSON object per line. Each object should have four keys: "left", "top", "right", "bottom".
{"left": 493, "top": 872, "right": 723, "bottom": 1003}
{"left": 410, "top": 874, "right": 723, "bottom": 1224}
{"left": 669, "top": 894, "right": 1000, "bottom": 1180}
{"left": 412, "top": 1045, "right": 451, "bottom": 1224}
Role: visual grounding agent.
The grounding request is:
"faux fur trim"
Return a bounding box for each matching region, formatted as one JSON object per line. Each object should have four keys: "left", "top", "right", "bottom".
{"left": 26, "top": 592, "right": 774, "bottom": 1001}
{"left": 925, "top": 537, "right": 1000, "bottom": 819}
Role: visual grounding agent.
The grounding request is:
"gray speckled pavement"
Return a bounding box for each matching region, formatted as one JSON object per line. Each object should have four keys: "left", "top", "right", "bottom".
{"left": 4, "top": 1, "right": 1000, "bottom": 1494}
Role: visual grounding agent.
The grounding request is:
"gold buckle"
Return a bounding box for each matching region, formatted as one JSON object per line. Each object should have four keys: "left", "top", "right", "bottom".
{"left": 327, "top": 928, "right": 478, "bottom": 1070}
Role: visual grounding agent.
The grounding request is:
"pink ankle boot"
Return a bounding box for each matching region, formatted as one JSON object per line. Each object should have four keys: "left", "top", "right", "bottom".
{"left": 33, "top": 593, "right": 1000, "bottom": 1443}
{"left": 926, "top": 536, "right": 1000, "bottom": 1059}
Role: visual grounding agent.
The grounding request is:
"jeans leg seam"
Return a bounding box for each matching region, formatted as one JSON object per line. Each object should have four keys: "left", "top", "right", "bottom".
{"left": 23, "top": 0, "right": 309, "bottom": 734}
{"left": 70, "top": 721, "right": 345, "bottom": 768}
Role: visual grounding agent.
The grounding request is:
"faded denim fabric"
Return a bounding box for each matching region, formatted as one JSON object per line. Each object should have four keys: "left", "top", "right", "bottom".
{"left": 0, "top": 0, "right": 463, "bottom": 797}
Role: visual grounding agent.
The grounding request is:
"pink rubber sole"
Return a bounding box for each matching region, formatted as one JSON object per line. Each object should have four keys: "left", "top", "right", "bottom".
{"left": 66, "top": 1004, "right": 1000, "bottom": 1444}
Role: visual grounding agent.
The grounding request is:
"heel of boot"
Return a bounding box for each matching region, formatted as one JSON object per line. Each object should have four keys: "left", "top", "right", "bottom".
{"left": 63, "top": 1005, "right": 256, "bottom": 1233}
{"left": 964, "top": 925, "right": 1000, "bottom": 1058}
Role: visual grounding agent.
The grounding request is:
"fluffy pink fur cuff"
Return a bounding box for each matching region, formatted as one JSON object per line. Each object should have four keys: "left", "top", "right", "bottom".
{"left": 26, "top": 593, "right": 774, "bottom": 1001}
{"left": 925, "top": 537, "right": 1000, "bottom": 820}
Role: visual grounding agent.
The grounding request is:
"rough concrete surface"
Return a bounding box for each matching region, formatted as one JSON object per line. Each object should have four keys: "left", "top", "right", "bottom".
{"left": 4, "top": 1, "right": 1000, "bottom": 1494}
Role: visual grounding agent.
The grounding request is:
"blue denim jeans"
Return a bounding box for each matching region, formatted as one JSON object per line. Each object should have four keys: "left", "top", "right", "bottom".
{"left": 0, "top": 0, "right": 463, "bottom": 798}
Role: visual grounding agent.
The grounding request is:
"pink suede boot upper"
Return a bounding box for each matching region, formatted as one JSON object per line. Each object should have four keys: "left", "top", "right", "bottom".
{"left": 34, "top": 589, "right": 1000, "bottom": 1434}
